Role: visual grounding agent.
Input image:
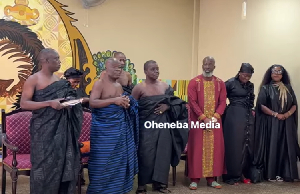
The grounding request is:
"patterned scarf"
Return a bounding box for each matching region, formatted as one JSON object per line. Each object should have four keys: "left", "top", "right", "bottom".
{"left": 272, "top": 81, "right": 290, "bottom": 110}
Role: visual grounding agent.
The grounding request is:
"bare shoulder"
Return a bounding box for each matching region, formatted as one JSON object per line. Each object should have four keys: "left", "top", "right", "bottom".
{"left": 93, "top": 79, "right": 103, "bottom": 89}
{"left": 25, "top": 73, "right": 38, "bottom": 84}
{"left": 21, "top": 74, "right": 38, "bottom": 98}
{"left": 125, "top": 71, "right": 131, "bottom": 76}
{"left": 116, "top": 81, "right": 123, "bottom": 88}
{"left": 135, "top": 81, "right": 144, "bottom": 88}
{"left": 132, "top": 81, "right": 143, "bottom": 91}
{"left": 27, "top": 73, "right": 37, "bottom": 80}
{"left": 99, "top": 71, "right": 106, "bottom": 78}
{"left": 160, "top": 81, "right": 169, "bottom": 89}
{"left": 131, "top": 81, "right": 144, "bottom": 99}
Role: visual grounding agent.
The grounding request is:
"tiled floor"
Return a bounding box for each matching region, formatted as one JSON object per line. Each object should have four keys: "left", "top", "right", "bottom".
{"left": 1, "top": 161, "right": 300, "bottom": 194}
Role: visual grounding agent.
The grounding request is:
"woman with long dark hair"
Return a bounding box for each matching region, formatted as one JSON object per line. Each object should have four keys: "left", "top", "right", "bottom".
{"left": 222, "top": 63, "right": 255, "bottom": 185}
{"left": 253, "top": 64, "right": 300, "bottom": 182}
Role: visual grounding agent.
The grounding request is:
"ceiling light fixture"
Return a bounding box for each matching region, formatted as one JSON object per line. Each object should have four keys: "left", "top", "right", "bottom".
{"left": 242, "top": 0, "right": 247, "bottom": 20}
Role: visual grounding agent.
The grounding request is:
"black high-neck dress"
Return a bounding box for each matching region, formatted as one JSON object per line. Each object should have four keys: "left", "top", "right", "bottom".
{"left": 222, "top": 77, "right": 255, "bottom": 184}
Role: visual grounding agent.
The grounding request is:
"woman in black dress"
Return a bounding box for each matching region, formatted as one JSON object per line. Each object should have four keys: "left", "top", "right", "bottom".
{"left": 253, "top": 65, "right": 300, "bottom": 182}
{"left": 222, "top": 63, "right": 255, "bottom": 185}
{"left": 64, "top": 67, "right": 90, "bottom": 185}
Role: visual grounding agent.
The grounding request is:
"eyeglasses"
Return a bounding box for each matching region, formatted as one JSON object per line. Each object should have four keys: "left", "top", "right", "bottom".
{"left": 271, "top": 69, "right": 282, "bottom": 75}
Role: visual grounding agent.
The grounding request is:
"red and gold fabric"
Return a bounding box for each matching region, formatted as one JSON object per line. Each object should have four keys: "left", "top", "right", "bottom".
{"left": 186, "top": 74, "right": 227, "bottom": 178}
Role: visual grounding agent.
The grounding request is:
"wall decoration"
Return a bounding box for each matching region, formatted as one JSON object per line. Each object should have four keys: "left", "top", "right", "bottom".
{"left": 0, "top": 0, "right": 96, "bottom": 123}
{"left": 0, "top": 20, "right": 43, "bottom": 98}
{"left": 92, "top": 50, "right": 138, "bottom": 85}
{"left": 91, "top": 52, "right": 188, "bottom": 101}
{"left": 0, "top": 0, "right": 189, "bottom": 125}
{"left": 3, "top": 0, "right": 40, "bottom": 26}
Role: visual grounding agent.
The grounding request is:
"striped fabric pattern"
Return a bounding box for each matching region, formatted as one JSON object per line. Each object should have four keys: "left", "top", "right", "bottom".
{"left": 87, "top": 96, "right": 139, "bottom": 194}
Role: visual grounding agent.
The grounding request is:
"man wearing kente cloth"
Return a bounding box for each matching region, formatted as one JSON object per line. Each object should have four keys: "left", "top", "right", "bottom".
{"left": 252, "top": 65, "right": 300, "bottom": 182}
{"left": 87, "top": 58, "right": 139, "bottom": 194}
{"left": 100, "top": 51, "right": 134, "bottom": 94}
{"left": 20, "top": 48, "right": 83, "bottom": 194}
{"left": 186, "top": 56, "right": 227, "bottom": 190}
{"left": 132, "top": 60, "right": 188, "bottom": 194}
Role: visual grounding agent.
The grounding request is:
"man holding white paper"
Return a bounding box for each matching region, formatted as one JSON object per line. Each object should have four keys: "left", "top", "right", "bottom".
{"left": 20, "top": 48, "right": 83, "bottom": 194}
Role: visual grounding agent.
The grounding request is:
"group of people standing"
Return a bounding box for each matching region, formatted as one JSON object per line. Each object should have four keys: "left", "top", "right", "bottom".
{"left": 86, "top": 55, "right": 188, "bottom": 194}
{"left": 186, "top": 56, "right": 300, "bottom": 191}
{"left": 19, "top": 48, "right": 300, "bottom": 194}
{"left": 20, "top": 48, "right": 188, "bottom": 194}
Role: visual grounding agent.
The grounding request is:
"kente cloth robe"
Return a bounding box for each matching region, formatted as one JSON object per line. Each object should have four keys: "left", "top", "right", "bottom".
{"left": 186, "top": 75, "right": 227, "bottom": 179}
{"left": 30, "top": 79, "right": 83, "bottom": 194}
{"left": 222, "top": 77, "right": 255, "bottom": 183}
{"left": 122, "top": 84, "right": 134, "bottom": 95}
{"left": 138, "top": 86, "right": 188, "bottom": 186}
{"left": 76, "top": 87, "right": 90, "bottom": 109}
{"left": 87, "top": 95, "right": 139, "bottom": 194}
{"left": 253, "top": 83, "right": 300, "bottom": 181}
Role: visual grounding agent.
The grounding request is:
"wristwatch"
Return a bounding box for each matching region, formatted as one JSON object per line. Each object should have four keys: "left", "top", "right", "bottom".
{"left": 211, "top": 117, "right": 217, "bottom": 122}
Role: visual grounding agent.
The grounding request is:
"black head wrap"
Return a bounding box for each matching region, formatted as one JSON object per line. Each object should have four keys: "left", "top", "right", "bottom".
{"left": 239, "top": 63, "right": 254, "bottom": 74}
{"left": 64, "top": 67, "right": 83, "bottom": 79}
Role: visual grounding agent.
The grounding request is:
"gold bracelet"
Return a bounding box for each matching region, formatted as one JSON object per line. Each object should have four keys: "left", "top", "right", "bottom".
{"left": 288, "top": 111, "right": 291, "bottom": 116}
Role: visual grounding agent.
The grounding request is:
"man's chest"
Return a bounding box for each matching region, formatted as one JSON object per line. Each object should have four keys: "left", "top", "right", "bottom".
{"left": 141, "top": 85, "right": 165, "bottom": 97}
